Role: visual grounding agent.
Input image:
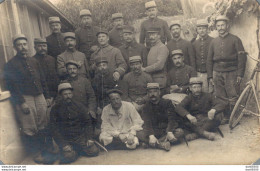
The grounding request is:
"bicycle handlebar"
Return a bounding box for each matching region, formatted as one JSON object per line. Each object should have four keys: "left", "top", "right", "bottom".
{"left": 245, "top": 52, "right": 260, "bottom": 63}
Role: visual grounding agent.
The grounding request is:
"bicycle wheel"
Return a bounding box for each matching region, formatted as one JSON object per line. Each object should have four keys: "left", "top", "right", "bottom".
{"left": 229, "top": 84, "right": 253, "bottom": 129}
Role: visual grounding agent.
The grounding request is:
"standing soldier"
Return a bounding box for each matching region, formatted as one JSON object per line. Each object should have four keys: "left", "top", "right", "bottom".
{"left": 57, "top": 32, "right": 89, "bottom": 80}
{"left": 90, "top": 29, "right": 127, "bottom": 81}
{"left": 139, "top": 1, "right": 172, "bottom": 50}
{"left": 192, "top": 19, "right": 213, "bottom": 93}
{"left": 122, "top": 56, "right": 153, "bottom": 111}
{"left": 119, "top": 25, "right": 148, "bottom": 70}
{"left": 109, "top": 13, "right": 125, "bottom": 48}
{"left": 46, "top": 17, "right": 66, "bottom": 62}
{"left": 207, "top": 16, "right": 247, "bottom": 123}
{"left": 167, "top": 20, "right": 195, "bottom": 70}
{"left": 4, "top": 34, "right": 54, "bottom": 163}
{"left": 75, "top": 9, "right": 99, "bottom": 64}
{"left": 33, "top": 38, "right": 59, "bottom": 100}
{"left": 142, "top": 27, "right": 169, "bottom": 93}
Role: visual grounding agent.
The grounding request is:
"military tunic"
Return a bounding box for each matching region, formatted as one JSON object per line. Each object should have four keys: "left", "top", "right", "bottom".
{"left": 46, "top": 33, "right": 66, "bottom": 60}
{"left": 109, "top": 27, "right": 124, "bottom": 48}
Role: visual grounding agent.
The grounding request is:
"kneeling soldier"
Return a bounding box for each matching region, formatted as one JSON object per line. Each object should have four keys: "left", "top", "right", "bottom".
{"left": 176, "top": 77, "right": 227, "bottom": 141}
{"left": 137, "top": 83, "right": 184, "bottom": 151}
{"left": 50, "top": 83, "right": 99, "bottom": 164}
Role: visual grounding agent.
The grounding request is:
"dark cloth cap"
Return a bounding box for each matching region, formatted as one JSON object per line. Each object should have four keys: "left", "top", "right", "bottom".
{"left": 65, "top": 60, "right": 80, "bottom": 68}
{"left": 34, "top": 38, "right": 47, "bottom": 44}
{"left": 95, "top": 56, "right": 108, "bottom": 65}
{"left": 13, "top": 34, "right": 27, "bottom": 44}
{"left": 96, "top": 29, "right": 108, "bottom": 37}
{"left": 122, "top": 25, "right": 135, "bottom": 33}
{"left": 63, "top": 32, "right": 76, "bottom": 40}
{"left": 106, "top": 89, "right": 123, "bottom": 96}
{"left": 147, "top": 27, "right": 161, "bottom": 33}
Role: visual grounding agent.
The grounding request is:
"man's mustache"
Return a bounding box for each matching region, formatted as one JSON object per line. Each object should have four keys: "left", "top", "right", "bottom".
{"left": 150, "top": 95, "right": 156, "bottom": 98}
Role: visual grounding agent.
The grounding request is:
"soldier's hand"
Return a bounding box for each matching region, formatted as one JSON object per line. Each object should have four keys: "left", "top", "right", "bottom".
{"left": 46, "top": 98, "right": 53, "bottom": 107}
{"left": 166, "top": 132, "right": 177, "bottom": 143}
{"left": 209, "top": 78, "right": 214, "bottom": 86}
{"left": 21, "top": 103, "right": 30, "bottom": 114}
{"left": 141, "top": 67, "right": 146, "bottom": 72}
{"left": 149, "top": 135, "right": 158, "bottom": 147}
{"left": 97, "top": 107, "right": 102, "bottom": 115}
{"left": 62, "top": 145, "right": 73, "bottom": 152}
{"left": 186, "top": 114, "right": 197, "bottom": 124}
{"left": 90, "top": 45, "right": 98, "bottom": 52}
{"left": 127, "top": 133, "right": 135, "bottom": 145}
{"left": 89, "top": 111, "right": 97, "bottom": 119}
{"left": 236, "top": 76, "right": 242, "bottom": 84}
{"left": 119, "top": 133, "right": 128, "bottom": 143}
{"left": 113, "top": 72, "right": 120, "bottom": 81}
{"left": 87, "top": 140, "right": 94, "bottom": 147}
{"left": 208, "top": 109, "right": 216, "bottom": 120}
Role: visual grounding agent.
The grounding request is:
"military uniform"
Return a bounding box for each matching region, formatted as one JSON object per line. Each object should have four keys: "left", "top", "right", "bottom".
{"left": 109, "top": 27, "right": 124, "bottom": 48}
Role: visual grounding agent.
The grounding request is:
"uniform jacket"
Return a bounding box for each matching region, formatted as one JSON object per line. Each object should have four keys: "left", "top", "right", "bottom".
{"left": 4, "top": 55, "right": 50, "bottom": 105}
{"left": 109, "top": 27, "right": 124, "bottom": 48}
{"left": 46, "top": 33, "right": 66, "bottom": 59}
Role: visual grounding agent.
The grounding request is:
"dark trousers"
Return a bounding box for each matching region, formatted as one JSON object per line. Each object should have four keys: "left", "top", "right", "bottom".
{"left": 60, "top": 134, "right": 99, "bottom": 164}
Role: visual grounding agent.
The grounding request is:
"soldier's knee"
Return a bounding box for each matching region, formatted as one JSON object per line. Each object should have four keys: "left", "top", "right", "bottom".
{"left": 174, "top": 128, "right": 184, "bottom": 139}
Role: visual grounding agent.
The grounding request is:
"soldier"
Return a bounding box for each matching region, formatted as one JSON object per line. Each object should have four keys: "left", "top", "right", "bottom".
{"left": 207, "top": 15, "right": 247, "bottom": 123}
{"left": 167, "top": 20, "right": 195, "bottom": 70}
{"left": 65, "top": 60, "right": 97, "bottom": 120}
{"left": 99, "top": 89, "right": 144, "bottom": 150}
{"left": 109, "top": 13, "right": 125, "bottom": 48}
{"left": 192, "top": 19, "right": 214, "bottom": 93}
{"left": 136, "top": 83, "right": 184, "bottom": 151}
{"left": 90, "top": 29, "right": 127, "bottom": 81}
{"left": 4, "top": 34, "right": 53, "bottom": 163}
{"left": 75, "top": 9, "right": 99, "bottom": 63}
{"left": 50, "top": 83, "right": 99, "bottom": 164}
{"left": 176, "top": 77, "right": 227, "bottom": 141}
{"left": 33, "top": 38, "right": 59, "bottom": 100}
{"left": 46, "top": 17, "right": 66, "bottom": 62}
{"left": 166, "top": 49, "right": 197, "bottom": 94}
{"left": 57, "top": 32, "right": 89, "bottom": 80}
{"left": 142, "top": 27, "right": 169, "bottom": 92}
{"left": 119, "top": 25, "right": 148, "bottom": 70}
{"left": 139, "top": 1, "right": 172, "bottom": 50}
{"left": 122, "top": 56, "right": 153, "bottom": 111}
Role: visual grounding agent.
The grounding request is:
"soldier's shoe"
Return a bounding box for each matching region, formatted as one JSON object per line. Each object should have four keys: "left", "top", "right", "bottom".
{"left": 185, "top": 133, "right": 198, "bottom": 141}
{"left": 202, "top": 131, "right": 216, "bottom": 141}
{"left": 33, "top": 151, "right": 57, "bottom": 164}
{"left": 157, "top": 141, "right": 171, "bottom": 151}
{"left": 141, "top": 142, "right": 149, "bottom": 149}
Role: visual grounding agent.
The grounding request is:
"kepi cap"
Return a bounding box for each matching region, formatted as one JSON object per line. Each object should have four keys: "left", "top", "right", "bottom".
{"left": 112, "top": 13, "right": 123, "bottom": 20}
{"left": 80, "top": 9, "right": 92, "bottom": 17}
{"left": 196, "top": 19, "right": 208, "bottom": 27}
{"left": 63, "top": 32, "right": 76, "bottom": 40}
{"left": 147, "top": 83, "right": 160, "bottom": 90}
{"left": 129, "top": 56, "right": 142, "bottom": 63}
{"left": 106, "top": 89, "right": 123, "bottom": 96}
{"left": 123, "top": 25, "right": 135, "bottom": 33}
{"left": 58, "top": 82, "right": 73, "bottom": 94}
{"left": 96, "top": 28, "right": 108, "bottom": 37}
{"left": 34, "top": 38, "right": 47, "bottom": 44}
{"left": 145, "top": 1, "right": 157, "bottom": 9}
{"left": 171, "top": 49, "right": 183, "bottom": 57}
{"left": 95, "top": 56, "right": 108, "bottom": 65}
{"left": 65, "top": 60, "right": 80, "bottom": 68}
{"left": 49, "top": 16, "right": 61, "bottom": 24}
{"left": 147, "top": 27, "right": 161, "bottom": 33}
{"left": 189, "top": 77, "right": 203, "bottom": 85}
{"left": 169, "top": 20, "right": 181, "bottom": 29}
{"left": 13, "top": 34, "right": 27, "bottom": 44}
{"left": 215, "top": 15, "right": 229, "bottom": 22}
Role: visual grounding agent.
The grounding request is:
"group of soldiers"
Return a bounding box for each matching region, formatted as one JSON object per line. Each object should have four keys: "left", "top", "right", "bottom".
{"left": 4, "top": 0, "right": 247, "bottom": 165}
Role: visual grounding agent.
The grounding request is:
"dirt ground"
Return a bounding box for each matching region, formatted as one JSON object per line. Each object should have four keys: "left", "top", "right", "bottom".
{"left": 21, "top": 115, "right": 260, "bottom": 165}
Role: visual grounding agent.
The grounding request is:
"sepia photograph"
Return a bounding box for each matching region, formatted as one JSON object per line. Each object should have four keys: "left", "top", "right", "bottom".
{"left": 0, "top": 0, "right": 260, "bottom": 167}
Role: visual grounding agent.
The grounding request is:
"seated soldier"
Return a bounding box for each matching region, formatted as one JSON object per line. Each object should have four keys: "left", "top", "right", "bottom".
{"left": 50, "top": 83, "right": 99, "bottom": 164}
{"left": 166, "top": 49, "right": 197, "bottom": 94}
{"left": 99, "top": 89, "right": 144, "bottom": 150}
{"left": 176, "top": 77, "right": 227, "bottom": 141}
{"left": 137, "top": 83, "right": 184, "bottom": 151}
{"left": 122, "top": 56, "right": 153, "bottom": 111}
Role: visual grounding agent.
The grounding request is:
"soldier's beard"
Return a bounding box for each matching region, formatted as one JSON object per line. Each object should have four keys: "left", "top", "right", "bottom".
{"left": 97, "top": 68, "right": 109, "bottom": 75}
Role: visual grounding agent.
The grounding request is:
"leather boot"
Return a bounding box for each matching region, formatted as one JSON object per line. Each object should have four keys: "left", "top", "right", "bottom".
{"left": 157, "top": 141, "right": 171, "bottom": 151}
{"left": 202, "top": 131, "right": 216, "bottom": 141}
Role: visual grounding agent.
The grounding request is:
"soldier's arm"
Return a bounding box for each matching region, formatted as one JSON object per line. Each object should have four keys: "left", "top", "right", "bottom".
{"left": 141, "top": 45, "right": 148, "bottom": 67}
{"left": 139, "top": 22, "right": 145, "bottom": 44}
{"left": 114, "top": 49, "right": 127, "bottom": 76}
{"left": 83, "top": 55, "right": 90, "bottom": 78}
{"left": 57, "top": 55, "right": 67, "bottom": 78}
{"left": 187, "top": 42, "right": 196, "bottom": 69}
{"left": 175, "top": 96, "right": 191, "bottom": 118}
{"left": 75, "top": 30, "right": 80, "bottom": 50}
{"left": 121, "top": 75, "right": 131, "bottom": 102}
{"left": 166, "top": 101, "right": 179, "bottom": 132}
{"left": 79, "top": 103, "right": 94, "bottom": 140}
{"left": 144, "top": 45, "right": 169, "bottom": 73}
{"left": 37, "top": 60, "right": 50, "bottom": 99}
{"left": 140, "top": 105, "right": 155, "bottom": 136}
{"left": 128, "top": 103, "right": 144, "bottom": 135}
{"left": 163, "top": 20, "right": 172, "bottom": 42}
{"left": 207, "top": 41, "right": 214, "bottom": 79}
{"left": 85, "top": 79, "right": 97, "bottom": 113}
{"left": 235, "top": 37, "right": 247, "bottom": 77}
{"left": 211, "top": 94, "right": 227, "bottom": 114}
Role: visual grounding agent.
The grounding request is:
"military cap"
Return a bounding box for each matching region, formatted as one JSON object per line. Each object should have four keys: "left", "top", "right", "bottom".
{"left": 112, "top": 13, "right": 123, "bottom": 20}
{"left": 48, "top": 16, "right": 61, "bottom": 24}
{"left": 171, "top": 49, "right": 183, "bottom": 57}
{"left": 196, "top": 19, "right": 208, "bottom": 27}
{"left": 13, "top": 34, "right": 27, "bottom": 44}
{"left": 80, "top": 9, "right": 92, "bottom": 17}
{"left": 58, "top": 82, "right": 73, "bottom": 94}
{"left": 169, "top": 20, "right": 181, "bottom": 29}
{"left": 65, "top": 60, "right": 80, "bottom": 68}
{"left": 189, "top": 77, "right": 203, "bottom": 85}
{"left": 106, "top": 89, "right": 123, "bottom": 96}
{"left": 34, "top": 38, "right": 47, "bottom": 44}
{"left": 123, "top": 25, "right": 135, "bottom": 33}
{"left": 147, "top": 27, "right": 161, "bottom": 33}
{"left": 96, "top": 28, "right": 108, "bottom": 37}
{"left": 95, "top": 56, "right": 108, "bottom": 65}
{"left": 63, "top": 32, "right": 76, "bottom": 40}
{"left": 215, "top": 15, "right": 229, "bottom": 22}
{"left": 147, "top": 83, "right": 160, "bottom": 90}
{"left": 129, "top": 56, "right": 142, "bottom": 63}
{"left": 145, "top": 1, "right": 157, "bottom": 9}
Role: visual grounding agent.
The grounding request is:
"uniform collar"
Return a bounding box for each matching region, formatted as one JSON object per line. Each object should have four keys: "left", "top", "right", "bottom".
{"left": 124, "top": 40, "right": 138, "bottom": 48}
{"left": 172, "top": 36, "right": 182, "bottom": 42}
{"left": 219, "top": 32, "right": 229, "bottom": 38}
{"left": 199, "top": 35, "right": 208, "bottom": 41}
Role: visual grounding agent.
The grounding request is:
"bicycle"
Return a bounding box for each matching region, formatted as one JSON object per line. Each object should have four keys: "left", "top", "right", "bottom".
{"left": 229, "top": 53, "right": 260, "bottom": 129}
